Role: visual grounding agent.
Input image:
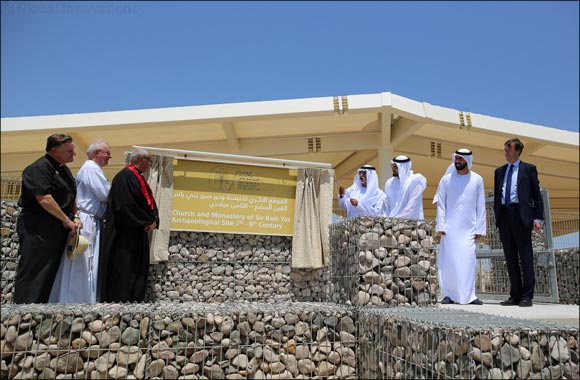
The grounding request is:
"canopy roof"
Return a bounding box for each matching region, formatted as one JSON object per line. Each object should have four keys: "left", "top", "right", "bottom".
{"left": 2, "top": 92, "right": 578, "bottom": 217}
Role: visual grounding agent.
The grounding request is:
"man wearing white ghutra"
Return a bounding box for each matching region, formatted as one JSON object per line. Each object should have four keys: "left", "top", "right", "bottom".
{"left": 338, "top": 165, "right": 386, "bottom": 218}
{"left": 383, "top": 155, "right": 427, "bottom": 220}
{"left": 433, "top": 148, "right": 486, "bottom": 305}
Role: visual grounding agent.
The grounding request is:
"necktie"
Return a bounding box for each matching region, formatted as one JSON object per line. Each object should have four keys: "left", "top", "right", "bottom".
{"left": 504, "top": 164, "right": 513, "bottom": 206}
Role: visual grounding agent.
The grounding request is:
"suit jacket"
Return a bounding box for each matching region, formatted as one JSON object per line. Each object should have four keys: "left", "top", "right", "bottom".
{"left": 493, "top": 161, "right": 544, "bottom": 229}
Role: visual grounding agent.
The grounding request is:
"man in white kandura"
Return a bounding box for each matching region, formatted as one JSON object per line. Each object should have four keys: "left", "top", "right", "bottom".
{"left": 383, "top": 155, "right": 427, "bottom": 219}
{"left": 338, "top": 165, "right": 386, "bottom": 218}
{"left": 50, "top": 140, "right": 111, "bottom": 303}
{"left": 433, "top": 148, "right": 486, "bottom": 305}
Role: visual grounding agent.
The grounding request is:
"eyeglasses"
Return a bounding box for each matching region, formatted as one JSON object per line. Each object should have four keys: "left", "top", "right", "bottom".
{"left": 98, "top": 150, "right": 111, "bottom": 156}
{"left": 142, "top": 156, "right": 152, "bottom": 162}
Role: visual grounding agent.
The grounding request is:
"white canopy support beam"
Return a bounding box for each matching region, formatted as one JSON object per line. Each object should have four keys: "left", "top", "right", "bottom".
{"left": 377, "top": 109, "right": 394, "bottom": 187}
{"left": 221, "top": 122, "right": 240, "bottom": 152}
{"left": 524, "top": 141, "right": 543, "bottom": 155}
{"left": 132, "top": 145, "right": 332, "bottom": 170}
{"left": 390, "top": 118, "right": 424, "bottom": 147}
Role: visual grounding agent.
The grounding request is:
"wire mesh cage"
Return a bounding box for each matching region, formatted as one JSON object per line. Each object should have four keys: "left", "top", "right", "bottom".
{"left": 358, "top": 307, "right": 580, "bottom": 380}
{"left": 146, "top": 231, "right": 296, "bottom": 304}
{"left": 481, "top": 188, "right": 553, "bottom": 251}
{"left": 1, "top": 302, "right": 359, "bottom": 379}
{"left": 329, "top": 216, "right": 438, "bottom": 307}
{"left": 475, "top": 250, "right": 560, "bottom": 303}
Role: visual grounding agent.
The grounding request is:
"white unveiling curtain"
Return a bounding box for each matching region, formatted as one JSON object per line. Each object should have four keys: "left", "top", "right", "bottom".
{"left": 291, "top": 168, "right": 334, "bottom": 269}
{"left": 147, "top": 154, "right": 174, "bottom": 263}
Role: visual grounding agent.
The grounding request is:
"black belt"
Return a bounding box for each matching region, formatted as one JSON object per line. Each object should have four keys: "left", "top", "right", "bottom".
{"left": 503, "top": 203, "right": 519, "bottom": 208}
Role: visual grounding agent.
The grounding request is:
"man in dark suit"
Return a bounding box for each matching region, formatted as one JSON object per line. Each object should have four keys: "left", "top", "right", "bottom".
{"left": 493, "top": 137, "right": 544, "bottom": 307}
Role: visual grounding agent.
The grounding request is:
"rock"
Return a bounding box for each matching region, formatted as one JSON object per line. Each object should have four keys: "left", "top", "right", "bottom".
{"left": 163, "top": 365, "right": 179, "bottom": 379}
{"left": 359, "top": 232, "right": 381, "bottom": 250}
{"left": 52, "top": 352, "right": 84, "bottom": 373}
{"left": 551, "top": 337, "right": 570, "bottom": 362}
{"left": 297, "top": 358, "right": 316, "bottom": 375}
{"left": 134, "top": 354, "right": 147, "bottom": 379}
{"left": 517, "top": 359, "right": 532, "bottom": 379}
{"left": 190, "top": 349, "right": 209, "bottom": 363}
{"left": 108, "top": 365, "right": 128, "bottom": 379}
{"left": 15, "top": 332, "right": 33, "bottom": 351}
{"left": 317, "top": 361, "right": 336, "bottom": 376}
{"left": 117, "top": 345, "right": 141, "bottom": 366}
{"left": 500, "top": 343, "right": 521, "bottom": 367}
{"left": 149, "top": 359, "right": 165, "bottom": 377}
{"left": 474, "top": 334, "right": 491, "bottom": 352}
{"left": 394, "top": 256, "right": 411, "bottom": 268}
{"left": 232, "top": 354, "right": 248, "bottom": 368}
{"left": 121, "top": 327, "right": 140, "bottom": 345}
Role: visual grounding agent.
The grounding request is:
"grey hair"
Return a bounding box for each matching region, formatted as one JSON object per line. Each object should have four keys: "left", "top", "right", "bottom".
{"left": 86, "top": 139, "right": 109, "bottom": 158}
{"left": 130, "top": 148, "right": 149, "bottom": 163}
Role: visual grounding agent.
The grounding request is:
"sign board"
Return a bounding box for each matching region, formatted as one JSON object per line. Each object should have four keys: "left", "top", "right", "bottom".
{"left": 171, "top": 159, "right": 297, "bottom": 236}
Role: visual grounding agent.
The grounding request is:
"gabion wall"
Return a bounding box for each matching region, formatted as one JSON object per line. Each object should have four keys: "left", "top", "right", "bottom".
{"left": 1, "top": 302, "right": 357, "bottom": 380}
{"left": 554, "top": 248, "right": 580, "bottom": 305}
{"left": 1, "top": 201, "right": 19, "bottom": 304}
{"left": 2, "top": 199, "right": 580, "bottom": 380}
{"left": 2, "top": 303, "right": 577, "bottom": 380}
{"left": 329, "top": 217, "right": 438, "bottom": 307}
{"left": 475, "top": 251, "right": 560, "bottom": 300}
{"left": 146, "top": 231, "right": 330, "bottom": 304}
{"left": 2, "top": 201, "right": 578, "bottom": 305}
{"left": 358, "top": 307, "right": 579, "bottom": 380}
{"left": 1, "top": 201, "right": 330, "bottom": 305}
{"left": 146, "top": 232, "right": 293, "bottom": 303}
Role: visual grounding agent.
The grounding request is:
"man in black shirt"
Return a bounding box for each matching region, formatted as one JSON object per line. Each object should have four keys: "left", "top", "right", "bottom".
{"left": 14, "top": 134, "right": 83, "bottom": 303}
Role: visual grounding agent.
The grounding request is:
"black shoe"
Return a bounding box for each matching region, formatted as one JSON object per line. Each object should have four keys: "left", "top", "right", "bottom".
{"left": 470, "top": 299, "right": 483, "bottom": 305}
{"left": 519, "top": 299, "right": 533, "bottom": 307}
{"left": 440, "top": 296, "right": 455, "bottom": 304}
{"left": 500, "top": 298, "right": 519, "bottom": 306}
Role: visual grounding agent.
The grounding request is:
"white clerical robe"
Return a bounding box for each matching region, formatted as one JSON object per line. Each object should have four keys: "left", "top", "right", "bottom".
{"left": 384, "top": 171, "right": 427, "bottom": 219}
{"left": 49, "top": 160, "right": 110, "bottom": 303}
{"left": 434, "top": 171, "right": 486, "bottom": 304}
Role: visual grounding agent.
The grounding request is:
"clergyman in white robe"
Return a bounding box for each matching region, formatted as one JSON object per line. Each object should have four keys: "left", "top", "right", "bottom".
{"left": 434, "top": 149, "right": 486, "bottom": 304}
{"left": 384, "top": 155, "right": 427, "bottom": 220}
{"left": 338, "top": 165, "right": 386, "bottom": 218}
{"left": 50, "top": 141, "right": 111, "bottom": 303}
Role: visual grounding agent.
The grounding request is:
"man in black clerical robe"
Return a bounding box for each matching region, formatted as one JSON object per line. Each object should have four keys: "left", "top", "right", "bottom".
{"left": 98, "top": 149, "right": 159, "bottom": 302}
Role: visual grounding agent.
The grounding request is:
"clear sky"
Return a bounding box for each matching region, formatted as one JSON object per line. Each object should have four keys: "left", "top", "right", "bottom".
{"left": 1, "top": 1, "right": 578, "bottom": 132}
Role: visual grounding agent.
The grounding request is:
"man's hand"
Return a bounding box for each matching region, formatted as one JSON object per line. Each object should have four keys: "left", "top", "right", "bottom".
{"left": 437, "top": 231, "right": 446, "bottom": 236}
{"left": 62, "top": 217, "right": 82, "bottom": 233}
{"left": 145, "top": 221, "right": 158, "bottom": 232}
{"left": 37, "top": 194, "right": 83, "bottom": 233}
{"left": 349, "top": 198, "right": 358, "bottom": 207}
{"left": 338, "top": 186, "right": 345, "bottom": 198}
{"left": 73, "top": 217, "right": 83, "bottom": 232}
{"left": 533, "top": 221, "right": 542, "bottom": 232}
{"left": 474, "top": 234, "right": 481, "bottom": 240}
{"left": 63, "top": 218, "right": 76, "bottom": 232}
